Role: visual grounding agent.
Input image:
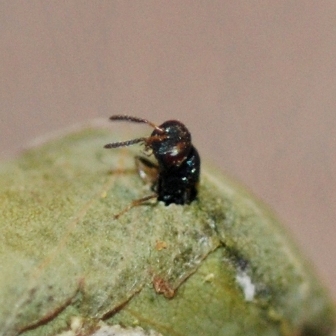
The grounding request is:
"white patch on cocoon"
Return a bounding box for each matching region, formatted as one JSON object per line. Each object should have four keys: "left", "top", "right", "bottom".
{"left": 236, "top": 271, "right": 255, "bottom": 301}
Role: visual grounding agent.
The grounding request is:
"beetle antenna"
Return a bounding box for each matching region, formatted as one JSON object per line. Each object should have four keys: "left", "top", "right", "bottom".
{"left": 104, "top": 137, "right": 146, "bottom": 149}
{"left": 109, "top": 115, "right": 164, "bottom": 133}
{"left": 145, "top": 134, "right": 167, "bottom": 146}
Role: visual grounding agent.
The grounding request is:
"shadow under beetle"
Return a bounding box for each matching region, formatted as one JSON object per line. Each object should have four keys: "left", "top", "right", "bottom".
{"left": 104, "top": 115, "right": 200, "bottom": 217}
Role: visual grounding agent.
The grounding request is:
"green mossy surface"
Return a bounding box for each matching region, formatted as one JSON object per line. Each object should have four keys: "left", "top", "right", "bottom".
{"left": 108, "top": 248, "right": 281, "bottom": 336}
{"left": 0, "top": 126, "right": 334, "bottom": 336}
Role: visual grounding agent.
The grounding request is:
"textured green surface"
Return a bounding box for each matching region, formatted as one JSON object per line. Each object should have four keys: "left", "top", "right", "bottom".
{"left": 0, "top": 126, "right": 334, "bottom": 336}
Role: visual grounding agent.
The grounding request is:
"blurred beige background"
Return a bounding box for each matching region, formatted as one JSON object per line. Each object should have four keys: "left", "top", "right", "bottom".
{"left": 1, "top": 1, "right": 335, "bottom": 303}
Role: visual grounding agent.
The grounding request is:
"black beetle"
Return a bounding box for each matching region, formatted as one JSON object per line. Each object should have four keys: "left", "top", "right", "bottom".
{"left": 104, "top": 115, "right": 200, "bottom": 217}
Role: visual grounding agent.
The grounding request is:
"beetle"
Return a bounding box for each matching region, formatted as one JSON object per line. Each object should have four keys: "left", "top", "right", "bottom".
{"left": 104, "top": 115, "right": 200, "bottom": 217}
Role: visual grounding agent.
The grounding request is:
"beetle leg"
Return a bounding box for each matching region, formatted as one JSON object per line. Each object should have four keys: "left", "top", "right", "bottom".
{"left": 114, "top": 194, "right": 157, "bottom": 219}
{"left": 135, "top": 156, "right": 159, "bottom": 185}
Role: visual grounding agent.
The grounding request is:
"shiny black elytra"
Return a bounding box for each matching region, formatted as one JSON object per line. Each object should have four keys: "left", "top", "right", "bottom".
{"left": 104, "top": 115, "right": 200, "bottom": 217}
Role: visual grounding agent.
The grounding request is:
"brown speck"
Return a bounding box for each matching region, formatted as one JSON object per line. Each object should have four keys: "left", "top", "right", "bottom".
{"left": 153, "top": 275, "right": 175, "bottom": 299}
{"left": 155, "top": 240, "right": 167, "bottom": 251}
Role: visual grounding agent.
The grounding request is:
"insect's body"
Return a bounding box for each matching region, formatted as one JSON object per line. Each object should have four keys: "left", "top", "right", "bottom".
{"left": 104, "top": 115, "right": 200, "bottom": 217}
{"left": 148, "top": 120, "right": 200, "bottom": 205}
{"left": 155, "top": 145, "right": 200, "bottom": 205}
